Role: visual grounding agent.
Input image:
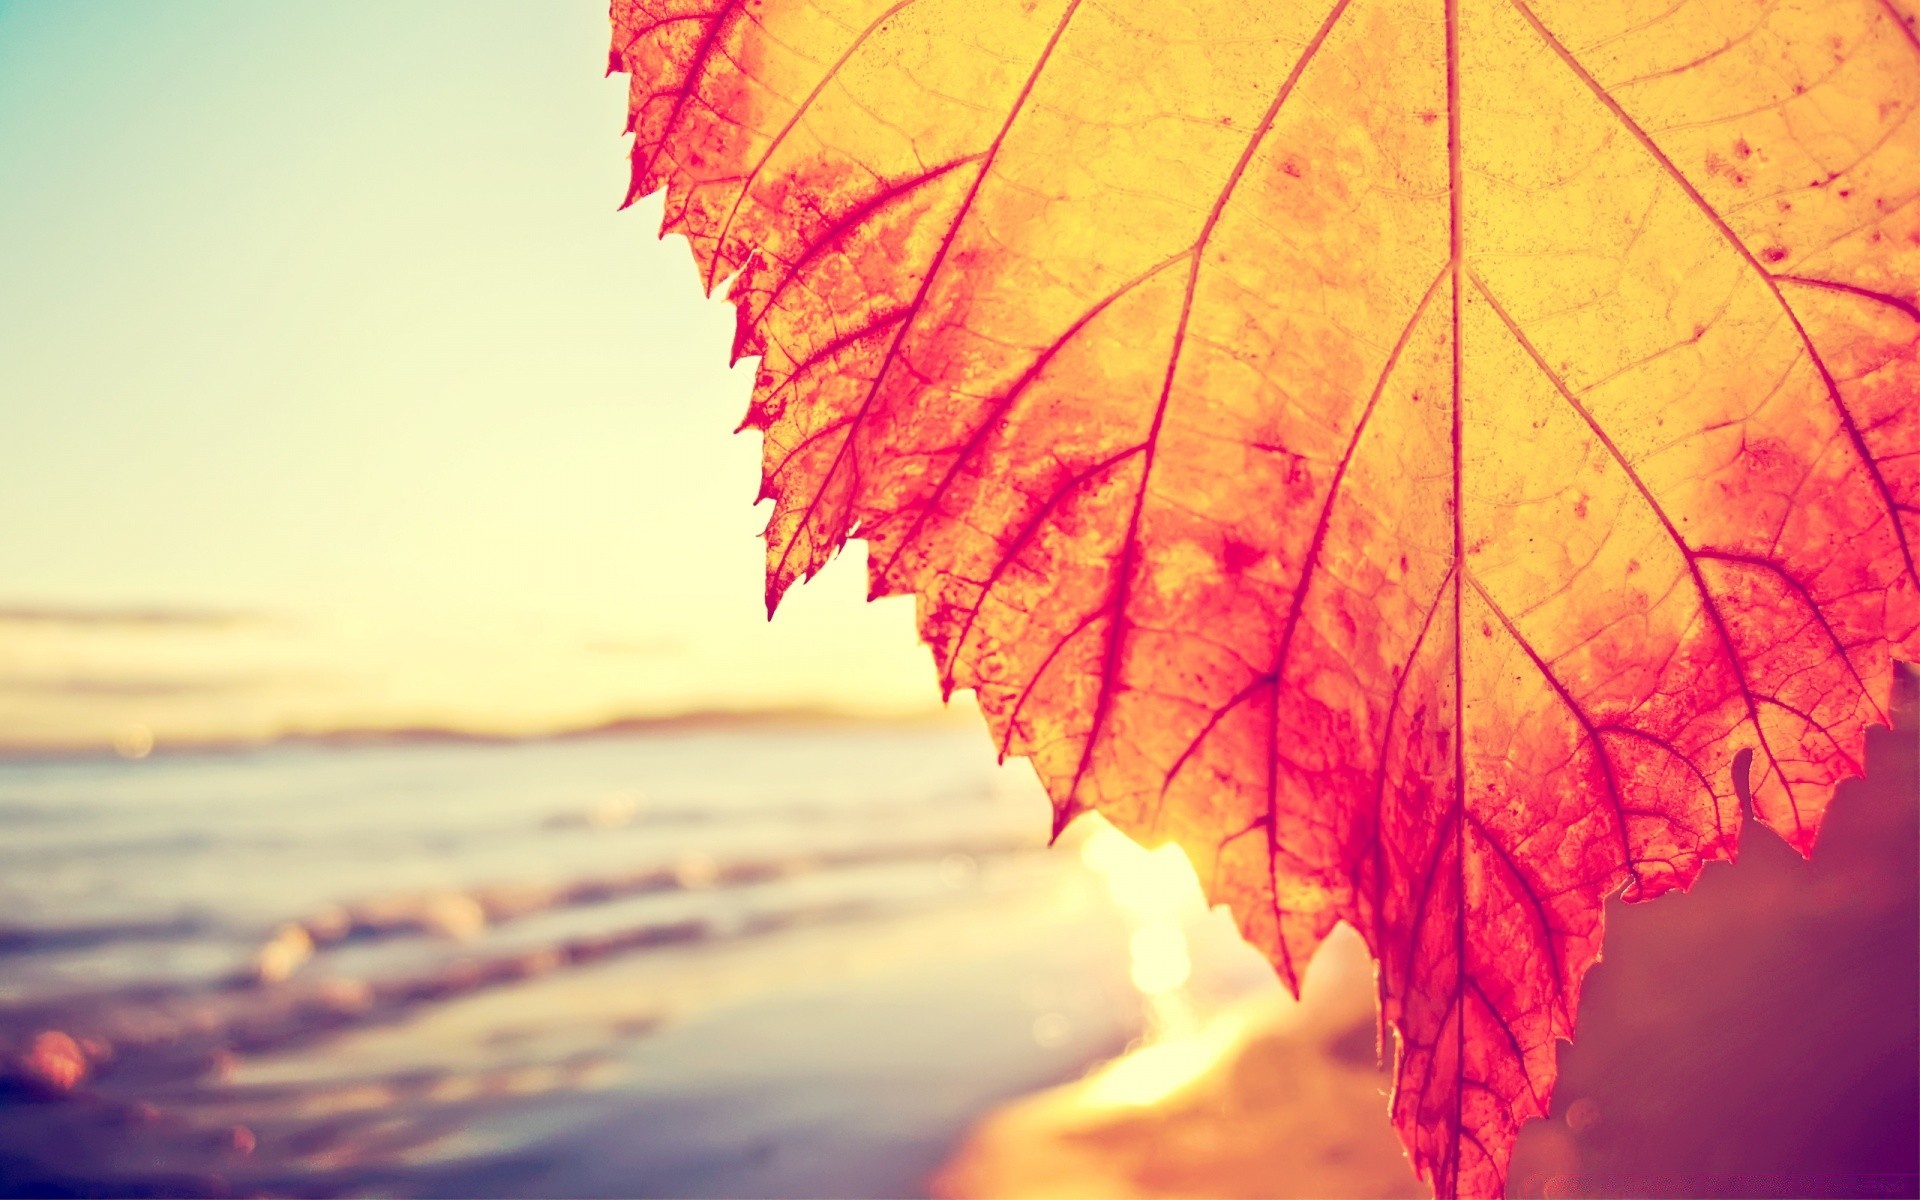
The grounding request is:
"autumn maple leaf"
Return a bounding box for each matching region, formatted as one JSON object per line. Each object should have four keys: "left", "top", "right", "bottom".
{"left": 609, "top": 0, "right": 1920, "bottom": 1194}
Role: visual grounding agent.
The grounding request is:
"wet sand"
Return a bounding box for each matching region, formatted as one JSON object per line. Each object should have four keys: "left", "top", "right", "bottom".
{"left": 932, "top": 929, "right": 1424, "bottom": 1200}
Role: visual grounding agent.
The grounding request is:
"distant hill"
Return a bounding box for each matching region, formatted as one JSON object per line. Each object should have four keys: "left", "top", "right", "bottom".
{"left": 0, "top": 705, "right": 968, "bottom": 762}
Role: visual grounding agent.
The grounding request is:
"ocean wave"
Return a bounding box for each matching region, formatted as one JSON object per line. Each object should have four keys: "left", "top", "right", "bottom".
{"left": 258, "top": 832, "right": 1038, "bottom": 967}
{"left": 0, "top": 918, "right": 214, "bottom": 958}
{"left": 0, "top": 873, "right": 1024, "bottom": 1102}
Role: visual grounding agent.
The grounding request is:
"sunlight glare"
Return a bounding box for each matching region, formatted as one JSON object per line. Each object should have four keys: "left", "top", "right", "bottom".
{"left": 1078, "top": 1005, "right": 1251, "bottom": 1109}
{"left": 1068, "top": 816, "right": 1240, "bottom": 1106}
{"left": 1078, "top": 821, "right": 1206, "bottom": 924}
{"left": 1075, "top": 819, "right": 1208, "bottom": 1008}
{"left": 1127, "top": 922, "right": 1191, "bottom": 996}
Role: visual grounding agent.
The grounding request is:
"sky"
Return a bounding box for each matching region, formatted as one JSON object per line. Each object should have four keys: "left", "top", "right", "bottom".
{"left": 0, "top": 0, "right": 950, "bottom": 751}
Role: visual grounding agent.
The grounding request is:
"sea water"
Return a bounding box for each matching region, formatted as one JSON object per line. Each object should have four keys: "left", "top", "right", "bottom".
{"left": 0, "top": 727, "right": 1271, "bottom": 1197}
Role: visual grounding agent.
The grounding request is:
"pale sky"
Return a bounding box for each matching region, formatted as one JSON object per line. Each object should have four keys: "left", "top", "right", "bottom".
{"left": 0, "top": 0, "right": 948, "bottom": 750}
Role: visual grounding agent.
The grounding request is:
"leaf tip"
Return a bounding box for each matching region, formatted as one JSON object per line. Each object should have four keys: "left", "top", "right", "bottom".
{"left": 1047, "top": 800, "right": 1083, "bottom": 846}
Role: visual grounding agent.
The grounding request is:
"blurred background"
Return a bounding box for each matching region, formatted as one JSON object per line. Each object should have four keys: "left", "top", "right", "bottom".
{"left": 0, "top": 3, "right": 1913, "bottom": 1197}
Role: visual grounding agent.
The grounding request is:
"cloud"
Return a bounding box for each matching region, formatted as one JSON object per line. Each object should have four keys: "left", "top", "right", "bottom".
{"left": 0, "top": 674, "right": 268, "bottom": 699}
{"left": 0, "top": 605, "right": 265, "bottom": 631}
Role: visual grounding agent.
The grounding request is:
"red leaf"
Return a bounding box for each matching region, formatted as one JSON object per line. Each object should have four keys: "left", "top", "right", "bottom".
{"left": 609, "top": 1, "right": 1920, "bottom": 1194}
